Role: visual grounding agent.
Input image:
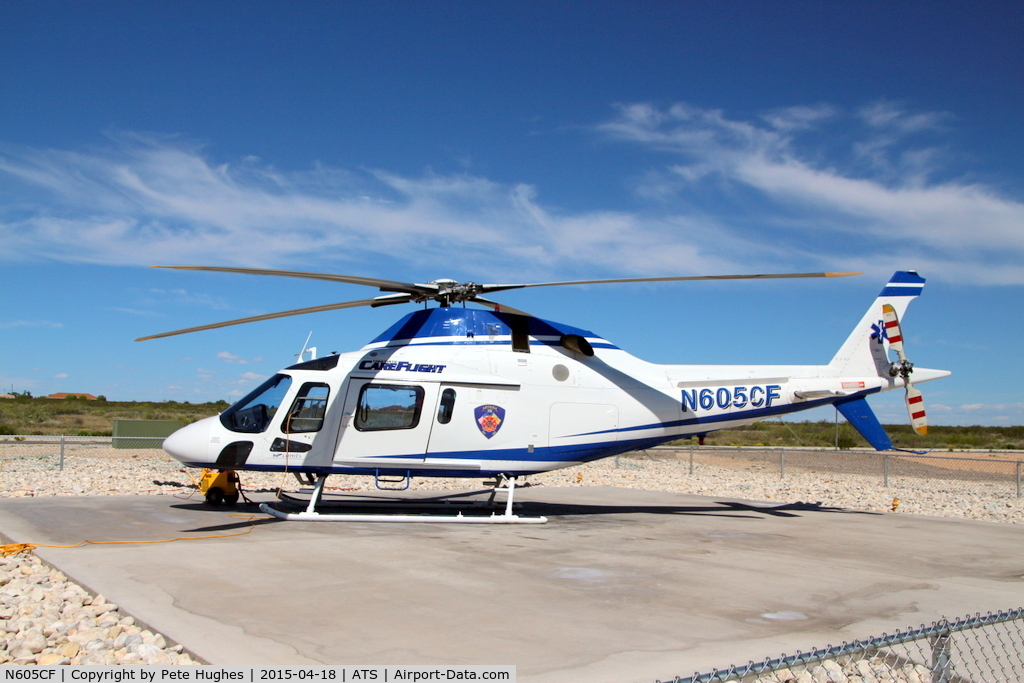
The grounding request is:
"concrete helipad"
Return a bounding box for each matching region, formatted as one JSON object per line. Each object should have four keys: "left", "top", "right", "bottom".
{"left": 1, "top": 485, "right": 1023, "bottom": 682}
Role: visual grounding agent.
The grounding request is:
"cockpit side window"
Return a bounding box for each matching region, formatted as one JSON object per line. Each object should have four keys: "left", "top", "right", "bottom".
{"left": 282, "top": 383, "right": 331, "bottom": 433}
{"left": 220, "top": 374, "right": 293, "bottom": 434}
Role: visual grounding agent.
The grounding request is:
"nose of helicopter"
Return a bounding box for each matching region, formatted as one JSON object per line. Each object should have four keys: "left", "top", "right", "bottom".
{"left": 162, "top": 416, "right": 215, "bottom": 464}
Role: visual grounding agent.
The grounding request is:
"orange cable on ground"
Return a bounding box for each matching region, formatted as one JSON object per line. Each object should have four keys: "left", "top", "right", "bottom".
{"left": 0, "top": 514, "right": 268, "bottom": 556}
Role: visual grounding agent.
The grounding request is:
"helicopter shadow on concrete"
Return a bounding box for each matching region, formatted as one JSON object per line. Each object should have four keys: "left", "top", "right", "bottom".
{"left": 512, "top": 499, "right": 878, "bottom": 519}
{"left": 171, "top": 490, "right": 878, "bottom": 534}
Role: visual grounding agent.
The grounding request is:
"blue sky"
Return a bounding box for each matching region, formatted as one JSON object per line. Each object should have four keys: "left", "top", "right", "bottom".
{"left": 1, "top": 2, "right": 1022, "bottom": 427}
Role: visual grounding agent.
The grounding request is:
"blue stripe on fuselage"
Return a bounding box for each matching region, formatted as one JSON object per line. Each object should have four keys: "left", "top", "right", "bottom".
{"left": 559, "top": 388, "right": 880, "bottom": 438}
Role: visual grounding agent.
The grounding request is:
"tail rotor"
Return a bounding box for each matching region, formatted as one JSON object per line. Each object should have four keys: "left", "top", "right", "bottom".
{"left": 882, "top": 303, "right": 928, "bottom": 435}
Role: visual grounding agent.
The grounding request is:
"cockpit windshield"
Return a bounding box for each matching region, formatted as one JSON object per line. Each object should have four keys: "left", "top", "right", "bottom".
{"left": 220, "top": 374, "right": 293, "bottom": 433}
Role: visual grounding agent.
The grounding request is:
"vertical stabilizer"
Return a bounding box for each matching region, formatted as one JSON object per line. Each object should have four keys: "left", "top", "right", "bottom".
{"left": 829, "top": 271, "right": 925, "bottom": 378}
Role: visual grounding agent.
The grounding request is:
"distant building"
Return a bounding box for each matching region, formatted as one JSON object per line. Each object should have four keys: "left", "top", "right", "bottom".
{"left": 0, "top": 394, "right": 14, "bottom": 399}
{"left": 46, "top": 393, "right": 99, "bottom": 400}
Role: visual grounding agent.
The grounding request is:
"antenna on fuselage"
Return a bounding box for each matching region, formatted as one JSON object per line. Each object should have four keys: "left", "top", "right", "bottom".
{"left": 296, "top": 331, "right": 316, "bottom": 362}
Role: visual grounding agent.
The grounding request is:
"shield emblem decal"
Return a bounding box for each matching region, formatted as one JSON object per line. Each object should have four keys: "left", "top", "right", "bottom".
{"left": 474, "top": 404, "right": 505, "bottom": 439}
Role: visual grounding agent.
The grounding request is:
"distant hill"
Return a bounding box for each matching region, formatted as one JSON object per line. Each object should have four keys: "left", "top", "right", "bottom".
{"left": 0, "top": 397, "right": 229, "bottom": 436}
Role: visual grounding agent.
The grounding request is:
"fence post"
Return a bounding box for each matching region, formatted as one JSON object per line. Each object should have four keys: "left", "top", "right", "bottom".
{"left": 59, "top": 435, "right": 65, "bottom": 472}
{"left": 689, "top": 443, "right": 694, "bottom": 475}
{"left": 780, "top": 451, "right": 785, "bottom": 479}
{"left": 883, "top": 453, "right": 889, "bottom": 487}
{"left": 1017, "top": 462, "right": 1021, "bottom": 499}
{"left": 929, "top": 624, "right": 953, "bottom": 683}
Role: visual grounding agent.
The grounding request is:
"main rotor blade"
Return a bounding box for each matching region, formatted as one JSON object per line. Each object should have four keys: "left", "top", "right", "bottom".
{"left": 152, "top": 266, "right": 437, "bottom": 297}
{"left": 135, "top": 294, "right": 412, "bottom": 341}
{"left": 476, "top": 271, "right": 862, "bottom": 295}
{"left": 153, "top": 266, "right": 859, "bottom": 301}
{"left": 470, "top": 296, "right": 534, "bottom": 318}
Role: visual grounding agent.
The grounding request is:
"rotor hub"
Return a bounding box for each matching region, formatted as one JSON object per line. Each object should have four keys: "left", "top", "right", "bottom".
{"left": 426, "top": 280, "right": 484, "bottom": 306}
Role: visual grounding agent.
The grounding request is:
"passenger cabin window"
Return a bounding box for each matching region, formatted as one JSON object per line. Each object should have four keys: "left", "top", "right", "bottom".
{"left": 355, "top": 384, "right": 424, "bottom": 431}
{"left": 437, "top": 388, "right": 456, "bottom": 424}
{"left": 283, "top": 383, "right": 330, "bottom": 433}
{"left": 221, "top": 374, "right": 293, "bottom": 434}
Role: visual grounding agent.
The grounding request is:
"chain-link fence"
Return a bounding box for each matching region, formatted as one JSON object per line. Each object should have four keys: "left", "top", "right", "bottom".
{"left": 0, "top": 435, "right": 177, "bottom": 471}
{"left": 0, "top": 436, "right": 187, "bottom": 497}
{"left": 0, "top": 436, "right": 313, "bottom": 497}
{"left": 652, "top": 446, "right": 1024, "bottom": 499}
{"left": 668, "top": 607, "right": 1024, "bottom": 683}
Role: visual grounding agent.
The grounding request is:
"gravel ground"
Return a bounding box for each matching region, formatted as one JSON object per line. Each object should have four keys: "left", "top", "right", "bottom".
{"left": 0, "top": 553, "right": 196, "bottom": 665}
{"left": 1, "top": 448, "right": 1022, "bottom": 666}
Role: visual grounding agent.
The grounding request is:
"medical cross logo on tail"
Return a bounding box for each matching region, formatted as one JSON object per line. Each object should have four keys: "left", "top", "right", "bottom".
{"left": 139, "top": 267, "right": 949, "bottom": 523}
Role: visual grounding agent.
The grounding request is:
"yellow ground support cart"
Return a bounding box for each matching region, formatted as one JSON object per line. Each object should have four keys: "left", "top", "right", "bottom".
{"left": 198, "top": 469, "right": 240, "bottom": 506}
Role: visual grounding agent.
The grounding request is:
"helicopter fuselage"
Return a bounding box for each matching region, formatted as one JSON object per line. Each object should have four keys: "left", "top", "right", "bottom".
{"left": 163, "top": 304, "right": 925, "bottom": 479}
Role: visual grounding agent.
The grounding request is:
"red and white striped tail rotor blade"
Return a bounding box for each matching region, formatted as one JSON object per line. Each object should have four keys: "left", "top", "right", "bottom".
{"left": 881, "top": 303, "right": 907, "bottom": 361}
{"left": 906, "top": 386, "right": 928, "bottom": 435}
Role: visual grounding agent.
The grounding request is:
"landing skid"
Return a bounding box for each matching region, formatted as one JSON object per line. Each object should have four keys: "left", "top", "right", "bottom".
{"left": 258, "top": 474, "right": 548, "bottom": 524}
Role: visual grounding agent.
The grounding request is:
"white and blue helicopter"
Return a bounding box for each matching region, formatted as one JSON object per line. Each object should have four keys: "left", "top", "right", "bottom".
{"left": 140, "top": 268, "right": 949, "bottom": 523}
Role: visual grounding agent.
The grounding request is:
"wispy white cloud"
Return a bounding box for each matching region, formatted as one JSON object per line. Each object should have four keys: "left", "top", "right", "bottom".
{"left": 224, "top": 371, "right": 267, "bottom": 399}
{"left": 857, "top": 102, "right": 952, "bottom": 134}
{"left": 113, "top": 307, "right": 159, "bottom": 317}
{"left": 213, "top": 352, "right": 264, "bottom": 366}
{"left": 0, "top": 132, "right": 756, "bottom": 280}
{"left": 1, "top": 110, "right": 1022, "bottom": 284}
{"left": 146, "top": 288, "right": 229, "bottom": 310}
{"left": 762, "top": 104, "right": 839, "bottom": 132}
{"left": 926, "top": 402, "right": 1024, "bottom": 427}
{"left": 599, "top": 101, "right": 1024, "bottom": 285}
{"left": 0, "top": 132, "right": 761, "bottom": 282}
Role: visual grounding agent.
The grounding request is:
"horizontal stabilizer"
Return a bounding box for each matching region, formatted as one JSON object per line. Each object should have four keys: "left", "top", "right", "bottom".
{"left": 794, "top": 390, "right": 847, "bottom": 400}
{"left": 836, "top": 398, "right": 893, "bottom": 451}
